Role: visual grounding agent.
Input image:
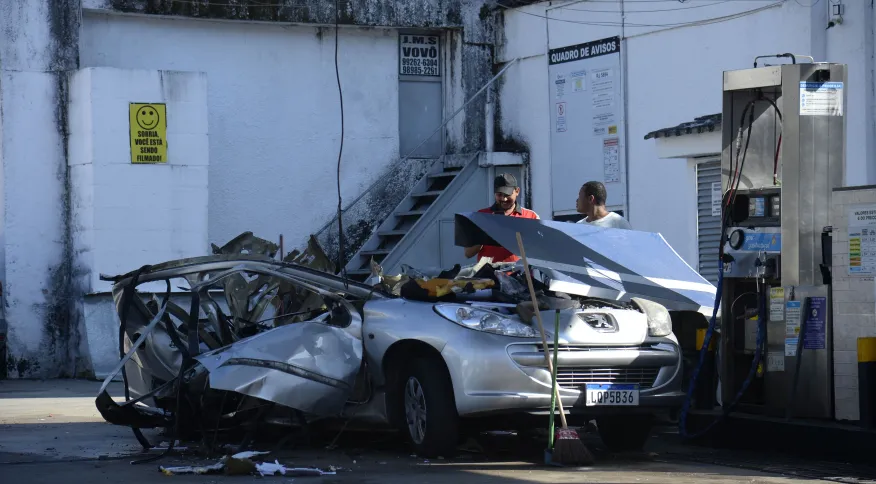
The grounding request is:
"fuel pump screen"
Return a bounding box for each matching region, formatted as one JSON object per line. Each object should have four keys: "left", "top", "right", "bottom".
{"left": 750, "top": 197, "right": 767, "bottom": 217}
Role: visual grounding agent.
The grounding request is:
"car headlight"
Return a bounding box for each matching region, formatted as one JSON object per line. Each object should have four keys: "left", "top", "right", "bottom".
{"left": 631, "top": 297, "right": 673, "bottom": 337}
{"left": 434, "top": 304, "right": 538, "bottom": 338}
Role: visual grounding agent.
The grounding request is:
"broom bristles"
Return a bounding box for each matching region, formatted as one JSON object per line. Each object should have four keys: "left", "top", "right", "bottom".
{"left": 552, "top": 428, "right": 594, "bottom": 466}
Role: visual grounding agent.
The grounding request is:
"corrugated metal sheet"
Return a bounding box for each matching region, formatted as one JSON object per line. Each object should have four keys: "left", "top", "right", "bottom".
{"left": 697, "top": 159, "right": 721, "bottom": 285}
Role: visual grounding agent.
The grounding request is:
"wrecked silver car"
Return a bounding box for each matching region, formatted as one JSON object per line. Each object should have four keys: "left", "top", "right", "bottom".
{"left": 95, "top": 213, "right": 716, "bottom": 458}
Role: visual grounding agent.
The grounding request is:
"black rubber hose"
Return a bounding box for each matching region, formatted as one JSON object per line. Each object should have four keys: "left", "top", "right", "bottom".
{"left": 786, "top": 296, "right": 812, "bottom": 420}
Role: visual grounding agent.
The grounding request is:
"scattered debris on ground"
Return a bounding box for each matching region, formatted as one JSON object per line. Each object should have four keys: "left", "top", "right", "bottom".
{"left": 158, "top": 450, "right": 338, "bottom": 477}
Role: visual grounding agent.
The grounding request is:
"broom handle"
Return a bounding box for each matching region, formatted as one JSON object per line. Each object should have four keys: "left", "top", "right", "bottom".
{"left": 515, "top": 232, "right": 570, "bottom": 429}
{"left": 548, "top": 309, "right": 560, "bottom": 449}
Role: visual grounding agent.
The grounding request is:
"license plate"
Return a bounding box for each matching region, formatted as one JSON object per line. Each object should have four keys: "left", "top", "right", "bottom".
{"left": 584, "top": 384, "right": 639, "bottom": 406}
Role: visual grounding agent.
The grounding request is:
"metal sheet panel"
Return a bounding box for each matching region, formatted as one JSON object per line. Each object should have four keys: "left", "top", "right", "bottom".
{"left": 399, "top": 80, "right": 443, "bottom": 158}
{"left": 454, "top": 211, "right": 717, "bottom": 314}
{"left": 723, "top": 66, "right": 782, "bottom": 91}
{"left": 764, "top": 285, "right": 833, "bottom": 419}
{"left": 696, "top": 159, "right": 721, "bottom": 285}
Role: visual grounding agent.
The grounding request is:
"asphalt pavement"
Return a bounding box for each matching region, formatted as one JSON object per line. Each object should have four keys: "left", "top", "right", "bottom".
{"left": 1, "top": 379, "right": 873, "bottom": 484}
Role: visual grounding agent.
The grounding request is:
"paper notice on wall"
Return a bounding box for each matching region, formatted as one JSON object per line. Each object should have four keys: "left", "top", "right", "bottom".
{"left": 571, "top": 70, "right": 586, "bottom": 92}
{"left": 591, "top": 67, "right": 613, "bottom": 91}
{"left": 556, "top": 102, "right": 567, "bottom": 133}
{"left": 592, "top": 112, "right": 616, "bottom": 137}
{"left": 848, "top": 203, "right": 876, "bottom": 276}
{"left": 591, "top": 69, "right": 615, "bottom": 113}
{"left": 769, "top": 287, "right": 785, "bottom": 322}
{"left": 555, "top": 74, "right": 567, "bottom": 99}
{"left": 785, "top": 338, "right": 798, "bottom": 356}
{"left": 602, "top": 137, "right": 620, "bottom": 183}
{"left": 592, "top": 91, "right": 615, "bottom": 111}
{"left": 767, "top": 352, "right": 785, "bottom": 372}
{"left": 799, "top": 82, "right": 843, "bottom": 116}
{"left": 711, "top": 182, "right": 722, "bottom": 217}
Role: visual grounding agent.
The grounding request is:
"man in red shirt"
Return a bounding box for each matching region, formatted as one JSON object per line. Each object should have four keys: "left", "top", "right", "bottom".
{"left": 464, "top": 173, "right": 540, "bottom": 263}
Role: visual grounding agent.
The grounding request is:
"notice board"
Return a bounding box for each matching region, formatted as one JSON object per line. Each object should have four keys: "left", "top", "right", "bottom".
{"left": 548, "top": 36, "right": 626, "bottom": 215}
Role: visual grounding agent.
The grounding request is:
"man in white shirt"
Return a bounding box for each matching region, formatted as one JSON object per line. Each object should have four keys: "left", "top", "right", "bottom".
{"left": 575, "top": 181, "right": 633, "bottom": 229}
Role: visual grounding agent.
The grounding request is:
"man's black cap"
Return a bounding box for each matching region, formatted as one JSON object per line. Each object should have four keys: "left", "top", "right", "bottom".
{"left": 494, "top": 173, "right": 518, "bottom": 196}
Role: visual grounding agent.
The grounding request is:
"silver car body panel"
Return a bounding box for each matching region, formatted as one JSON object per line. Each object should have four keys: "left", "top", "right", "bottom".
{"left": 359, "top": 297, "right": 682, "bottom": 418}
{"left": 194, "top": 320, "right": 363, "bottom": 417}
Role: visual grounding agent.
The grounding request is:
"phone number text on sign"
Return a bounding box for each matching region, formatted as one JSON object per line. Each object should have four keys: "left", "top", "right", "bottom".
{"left": 400, "top": 35, "right": 440, "bottom": 76}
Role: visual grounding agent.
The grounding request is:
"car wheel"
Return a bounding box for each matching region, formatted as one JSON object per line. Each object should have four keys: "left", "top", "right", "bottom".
{"left": 398, "top": 357, "right": 459, "bottom": 458}
{"left": 595, "top": 415, "right": 654, "bottom": 452}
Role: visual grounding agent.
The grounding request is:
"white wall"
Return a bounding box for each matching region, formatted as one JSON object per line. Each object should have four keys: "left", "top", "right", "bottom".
{"left": 830, "top": 187, "right": 876, "bottom": 422}
{"left": 826, "top": 0, "right": 876, "bottom": 186}
{"left": 80, "top": 12, "right": 403, "bottom": 251}
{"left": 68, "top": 67, "right": 210, "bottom": 294}
{"left": 496, "top": 0, "right": 866, "bottom": 269}
{"left": 496, "top": 3, "right": 551, "bottom": 220}
{"left": 67, "top": 67, "right": 210, "bottom": 377}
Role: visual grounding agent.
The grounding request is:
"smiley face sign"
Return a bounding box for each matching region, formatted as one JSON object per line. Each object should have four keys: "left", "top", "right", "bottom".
{"left": 135, "top": 105, "right": 160, "bottom": 130}
{"left": 129, "top": 103, "right": 168, "bottom": 164}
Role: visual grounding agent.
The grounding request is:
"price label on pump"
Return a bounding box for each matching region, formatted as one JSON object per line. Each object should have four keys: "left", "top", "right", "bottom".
{"left": 784, "top": 300, "right": 802, "bottom": 357}
{"left": 769, "top": 287, "right": 784, "bottom": 322}
{"left": 785, "top": 301, "right": 801, "bottom": 336}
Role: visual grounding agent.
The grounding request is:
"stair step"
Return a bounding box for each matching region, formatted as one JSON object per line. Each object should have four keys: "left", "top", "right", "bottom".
{"left": 360, "top": 249, "right": 391, "bottom": 257}
{"left": 378, "top": 229, "right": 408, "bottom": 237}
{"left": 396, "top": 210, "right": 427, "bottom": 217}
{"left": 428, "top": 172, "right": 459, "bottom": 180}
{"left": 412, "top": 190, "right": 443, "bottom": 198}
{"left": 346, "top": 269, "right": 372, "bottom": 276}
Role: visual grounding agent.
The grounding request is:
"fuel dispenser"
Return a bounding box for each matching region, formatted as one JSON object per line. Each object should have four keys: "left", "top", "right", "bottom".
{"left": 715, "top": 60, "right": 846, "bottom": 420}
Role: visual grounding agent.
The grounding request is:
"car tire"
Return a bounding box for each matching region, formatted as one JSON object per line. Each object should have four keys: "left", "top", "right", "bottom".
{"left": 397, "top": 356, "right": 460, "bottom": 458}
{"left": 595, "top": 415, "right": 654, "bottom": 452}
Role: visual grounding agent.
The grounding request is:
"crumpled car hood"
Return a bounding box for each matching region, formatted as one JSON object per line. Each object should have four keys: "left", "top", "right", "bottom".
{"left": 194, "top": 316, "right": 363, "bottom": 417}
{"left": 454, "top": 211, "right": 717, "bottom": 315}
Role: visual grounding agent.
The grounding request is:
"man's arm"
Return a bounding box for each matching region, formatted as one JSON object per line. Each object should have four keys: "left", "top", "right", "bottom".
{"left": 464, "top": 245, "right": 483, "bottom": 259}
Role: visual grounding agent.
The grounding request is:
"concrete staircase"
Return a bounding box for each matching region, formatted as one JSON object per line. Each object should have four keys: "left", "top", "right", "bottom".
{"left": 343, "top": 157, "right": 472, "bottom": 281}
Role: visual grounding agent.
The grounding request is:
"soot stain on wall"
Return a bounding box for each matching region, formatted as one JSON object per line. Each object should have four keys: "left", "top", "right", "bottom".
{"left": 317, "top": 158, "right": 431, "bottom": 268}
{"left": 108, "top": 0, "right": 461, "bottom": 27}
{"left": 25, "top": 0, "right": 89, "bottom": 379}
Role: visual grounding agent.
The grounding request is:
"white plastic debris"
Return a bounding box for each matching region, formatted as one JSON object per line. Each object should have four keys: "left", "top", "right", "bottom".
{"left": 159, "top": 462, "right": 225, "bottom": 476}
{"left": 232, "top": 450, "right": 271, "bottom": 460}
{"left": 254, "top": 461, "right": 337, "bottom": 477}
{"left": 256, "top": 460, "right": 287, "bottom": 476}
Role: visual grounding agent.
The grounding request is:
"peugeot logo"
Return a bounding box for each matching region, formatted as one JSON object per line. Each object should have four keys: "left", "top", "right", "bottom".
{"left": 584, "top": 314, "right": 617, "bottom": 333}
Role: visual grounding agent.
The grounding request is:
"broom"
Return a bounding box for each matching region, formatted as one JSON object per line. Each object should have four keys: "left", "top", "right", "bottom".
{"left": 546, "top": 309, "right": 561, "bottom": 465}
{"left": 516, "top": 232, "right": 594, "bottom": 467}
